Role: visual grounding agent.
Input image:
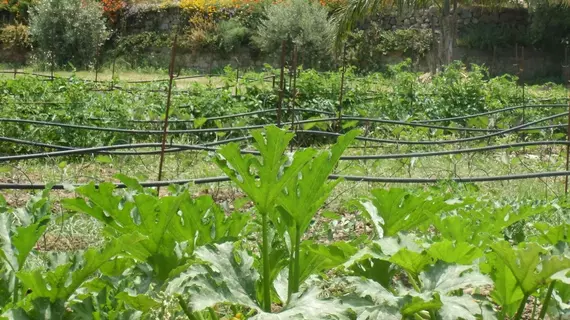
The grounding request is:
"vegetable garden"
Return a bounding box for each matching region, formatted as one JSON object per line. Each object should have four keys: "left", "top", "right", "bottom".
{"left": 1, "top": 63, "right": 570, "bottom": 319}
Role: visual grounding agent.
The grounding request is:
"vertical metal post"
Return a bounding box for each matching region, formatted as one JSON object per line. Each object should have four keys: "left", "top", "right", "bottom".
{"left": 13, "top": 66, "right": 16, "bottom": 79}
{"left": 235, "top": 67, "right": 239, "bottom": 96}
{"left": 564, "top": 79, "right": 570, "bottom": 195}
{"left": 337, "top": 45, "right": 347, "bottom": 132}
{"left": 156, "top": 34, "right": 178, "bottom": 194}
{"left": 290, "top": 45, "right": 298, "bottom": 152}
{"left": 50, "top": 55, "right": 55, "bottom": 81}
{"left": 521, "top": 47, "right": 525, "bottom": 124}
{"left": 272, "top": 74, "right": 276, "bottom": 89}
{"left": 277, "top": 41, "right": 286, "bottom": 127}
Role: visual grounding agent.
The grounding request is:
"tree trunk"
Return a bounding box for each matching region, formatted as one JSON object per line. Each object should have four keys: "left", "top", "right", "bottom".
{"left": 432, "top": 0, "right": 457, "bottom": 72}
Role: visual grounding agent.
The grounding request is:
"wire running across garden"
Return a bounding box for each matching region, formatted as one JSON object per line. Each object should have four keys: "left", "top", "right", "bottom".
{"left": 1, "top": 97, "right": 569, "bottom": 189}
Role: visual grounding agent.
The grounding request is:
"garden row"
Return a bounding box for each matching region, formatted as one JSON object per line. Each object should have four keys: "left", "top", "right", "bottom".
{"left": 0, "top": 126, "right": 569, "bottom": 319}
{"left": 0, "top": 62, "right": 567, "bottom": 154}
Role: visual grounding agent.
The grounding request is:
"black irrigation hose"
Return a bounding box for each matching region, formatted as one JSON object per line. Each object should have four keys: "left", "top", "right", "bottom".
{"left": 1, "top": 113, "right": 567, "bottom": 160}
{"left": 297, "top": 111, "right": 570, "bottom": 145}
{"left": 2, "top": 135, "right": 568, "bottom": 162}
{"left": 0, "top": 118, "right": 270, "bottom": 134}
{"left": 3, "top": 171, "right": 570, "bottom": 190}
{"left": 413, "top": 104, "right": 567, "bottom": 123}
{"left": 0, "top": 136, "right": 73, "bottom": 150}
{"left": 0, "top": 142, "right": 262, "bottom": 162}
{"left": 339, "top": 141, "right": 570, "bottom": 160}
{"left": 2, "top": 109, "right": 566, "bottom": 134}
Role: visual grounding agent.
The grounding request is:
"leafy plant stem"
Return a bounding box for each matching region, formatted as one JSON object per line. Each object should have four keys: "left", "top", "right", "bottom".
{"left": 407, "top": 271, "right": 421, "bottom": 292}
{"left": 292, "top": 224, "right": 301, "bottom": 294}
{"left": 538, "top": 281, "right": 556, "bottom": 319}
{"left": 514, "top": 294, "right": 530, "bottom": 320}
{"left": 12, "top": 277, "right": 18, "bottom": 303}
{"left": 261, "top": 211, "right": 271, "bottom": 312}
{"left": 208, "top": 307, "right": 219, "bottom": 320}
{"left": 178, "top": 296, "right": 200, "bottom": 320}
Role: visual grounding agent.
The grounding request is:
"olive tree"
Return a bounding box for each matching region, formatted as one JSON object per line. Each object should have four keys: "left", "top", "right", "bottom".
{"left": 29, "top": 0, "right": 109, "bottom": 69}
{"left": 253, "top": 0, "right": 336, "bottom": 67}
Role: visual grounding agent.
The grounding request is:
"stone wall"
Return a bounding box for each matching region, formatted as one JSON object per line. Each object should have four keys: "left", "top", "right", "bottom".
{"left": 372, "top": 6, "right": 528, "bottom": 31}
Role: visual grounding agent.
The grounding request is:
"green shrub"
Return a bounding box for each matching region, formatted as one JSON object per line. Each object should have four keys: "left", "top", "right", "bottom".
{"left": 346, "top": 24, "right": 432, "bottom": 72}
{"left": 0, "top": 23, "right": 30, "bottom": 65}
{"left": 29, "top": 0, "right": 109, "bottom": 69}
{"left": 218, "top": 19, "right": 249, "bottom": 54}
{"left": 528, "top": 3, "right": 570, "bottom": 51}
{"left": 252, "top": 0, "right": 335, "bottom": 67}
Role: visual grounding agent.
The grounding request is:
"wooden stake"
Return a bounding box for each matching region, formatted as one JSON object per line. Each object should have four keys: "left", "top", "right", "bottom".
{"left": 277, "top": 41, "right": 286, "bottom": 127}
{"left": 564, "top": 79, "right": 570, "bottom": 195}
{"left": 290, "top": 45, "right": 298, "bottom": 152}
{"left": 337, "top": 45, "right": 347, "bottom": 132}
{"left": 156, "top": 34, "right": 178, "bottom": 194}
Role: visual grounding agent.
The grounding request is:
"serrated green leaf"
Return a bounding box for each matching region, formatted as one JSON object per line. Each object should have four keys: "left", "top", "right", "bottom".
{"left": 491, "top": 240, "right": 570, "bottom": 295}
{"left": 401, "top": 295, "right": 442, "bottom": 316}
{"left": 214, "top": 125, "right": 315, "bottom": 214}
{"left": 489, "top": 256, "right": 524, "bottom": 318}
{"left": 427, "top": 240, "right": 483, "bottom": 265}
{"left": 115, "top": 292, "right": 160, "bottom": 312}
{"left": 64, "top": 184, "right": 241, "bottom": 282}
{"left": 166, "top": 242, "right": 259, "bottom": 311}
{"left": 252, "top": 287, "right": 351, "bottom": 319}
{"left": 389, "top": 249, "right": 434, "bottom": 276}
{"left": 114, "top": 174, "right": 143, "bottom": 192}
{"left": 17, "top": 233, "right": 145, "bottom": 302}
{"left": 0, "top": 213, "right": 50, "bottom": 272}
{"left": 357, "top": 188, "right": 456, "bottom": 238}
{"left": 419, "top": 262, "right": 492, "bottom": 294}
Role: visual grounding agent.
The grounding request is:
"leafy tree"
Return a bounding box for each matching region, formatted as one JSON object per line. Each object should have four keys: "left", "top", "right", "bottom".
{"left": 252, "top": 0, "right": 336, "bottom": 67}
{"left": 333, "top": 0, "right": 512, "bottom": 72}
{"left": 29, "top": 0, "right": 109, "bottom": 69}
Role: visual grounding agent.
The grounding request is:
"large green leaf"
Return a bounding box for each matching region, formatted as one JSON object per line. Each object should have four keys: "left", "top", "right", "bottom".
{"left": 166, "top": 242, "right": 259, "bottom": 311}
{"left": 0, "top": 213, "right": 49, "bottom": 272}
{"left": 389, "top": 249, "right": 434, "bottom": 277}
{"left": 491, "top": 241, "right": 570, "bottom": 295}
{"left": 252, "top": 287, "right": 351, "bottom": 320}
{"left": 64, "top": 185, "right": 241, "bottom": 282}
{"left": 419, "top": 263, "right": 492, "bottom": 295}
{"left": 488, "top": 254, "right": 524, "bottom": 318}
{"left": 17, "top": 233, "right": 145, "bottom": 302}
{"left": 357, "top": 188, "right": 456, "bottom": 238}
{"left": 298, "top": 241, "right": 357, "bottom": 285}
{"left": 427, "top": 240, "right": 483, "bottom": 265}
{"left": 399, "top": 262, "right": 492, "bottom": 319}
{"left": 214, "top": 125, "right": 315, "bottom": 213}
{"left": 277, "top": 130, "right": 359, "bottom": 235}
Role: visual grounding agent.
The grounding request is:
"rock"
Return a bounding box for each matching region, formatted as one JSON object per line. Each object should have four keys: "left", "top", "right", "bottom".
{"left": 457, "top": 18, "right": 463, "bottom": 24}
{"left": 410, "top": 17, "right": 416, "bottom": 24}
{"left": 464, "top": 19, "right": 470, "bottom": 25}
{"left": 471, "top": 17, "right": 479, "bottom": 24}
{"left": 424, "top": 18, "right": 430, "bottom": 23}
{"left": 421, "top": 23, "right": 429, "bottom": 28}
{"left": 404, "top": 18, "right": 410, "bottom": 26}
{"left": 390, "top": 17, "right": 397, "bottom": 25}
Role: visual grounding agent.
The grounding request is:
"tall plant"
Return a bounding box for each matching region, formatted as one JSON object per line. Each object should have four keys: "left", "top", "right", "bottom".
{"left": 29, "top": 0, "right": 109, "bottom": 68}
